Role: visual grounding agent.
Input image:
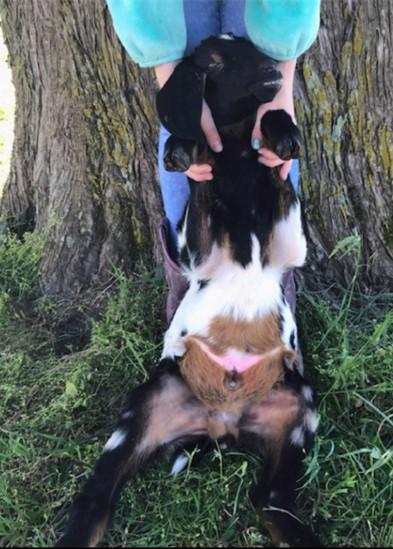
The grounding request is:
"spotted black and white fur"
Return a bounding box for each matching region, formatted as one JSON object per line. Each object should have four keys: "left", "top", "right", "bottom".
{"left": 57, "top": 35, "right": 320, "bottom": 548}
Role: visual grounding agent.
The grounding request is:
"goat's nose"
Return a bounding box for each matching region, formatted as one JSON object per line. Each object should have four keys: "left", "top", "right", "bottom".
{"left": 276, "top": 136, "right": 301, "bottom": 161}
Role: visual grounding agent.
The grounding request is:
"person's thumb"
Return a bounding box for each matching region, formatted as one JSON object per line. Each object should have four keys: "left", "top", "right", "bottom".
{"left": 201, "top": 101, "right": 222, "bottom": 152}
{"left": 251, "top": 106, "right": 264, "bottom": 151}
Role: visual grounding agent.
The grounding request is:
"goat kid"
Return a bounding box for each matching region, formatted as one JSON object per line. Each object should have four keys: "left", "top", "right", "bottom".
{"left": 57, "top": 35, "right": 320, "bottom": 548}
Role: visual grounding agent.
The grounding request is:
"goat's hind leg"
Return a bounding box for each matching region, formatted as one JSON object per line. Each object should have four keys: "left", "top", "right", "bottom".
{"left": 242, "top": 368, "right": 320, "bottom": 547}
{"left": 56, "top": 360, "right": 207, "bottom": 547}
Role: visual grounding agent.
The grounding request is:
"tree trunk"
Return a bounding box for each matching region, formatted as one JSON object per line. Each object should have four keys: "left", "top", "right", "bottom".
{"left": 0, "top": 0, "right": 162, "bottom": 296}
{"left": 297, "top": 0, "right": 393, "bottom": 287}
{"left": 0, "top": 0, "right": 392, "bottom": 295}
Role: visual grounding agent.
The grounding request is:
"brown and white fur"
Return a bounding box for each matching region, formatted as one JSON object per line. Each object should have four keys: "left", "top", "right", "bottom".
{"left": 56, "top": 35, "right": 320, "bottom": 548}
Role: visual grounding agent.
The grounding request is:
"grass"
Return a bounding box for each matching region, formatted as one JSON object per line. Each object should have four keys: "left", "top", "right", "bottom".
{"left": 0, "top": 232, "right": 392, "bottom": 547}
{"left": 0, "top": 21, "right": 391, "bottom": 549}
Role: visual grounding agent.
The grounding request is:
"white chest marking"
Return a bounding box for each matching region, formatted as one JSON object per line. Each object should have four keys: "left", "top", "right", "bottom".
{"left": 163, "top": 235, "right": 283, "bottom": 358}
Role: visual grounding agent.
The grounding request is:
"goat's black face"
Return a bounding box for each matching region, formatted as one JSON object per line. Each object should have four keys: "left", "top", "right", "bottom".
{"left": 156, "top": 35, "right": 282, "bottom": 143}
{"left": 194, "top": 35, "right": 282, "bottom": 126}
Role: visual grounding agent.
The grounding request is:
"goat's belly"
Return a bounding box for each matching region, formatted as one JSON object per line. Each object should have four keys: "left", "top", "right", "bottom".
{"left": 163, "top": 269, "right": 297, "bottom": 359}
{"left": 182, "top": 263, "right": 283, "bottom": 330}
{"left": 179, "top": 337, "right": 286, "bottom": 413}
{"left": 163, "top": 232, "right": 299, "bottom": 368}
{"left": 193, "top": 339, "right": 268, "bottom": 373}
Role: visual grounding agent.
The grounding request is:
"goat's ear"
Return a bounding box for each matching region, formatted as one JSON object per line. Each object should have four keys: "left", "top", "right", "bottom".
{"left": 247, "top": 66, "right": 282, "bottom": 103}
{"left": 156, "top": 60, "right": 206, "bottom": 144}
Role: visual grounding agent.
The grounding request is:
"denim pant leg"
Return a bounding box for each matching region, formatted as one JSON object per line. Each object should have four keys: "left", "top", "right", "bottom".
{"left": 220, "top": 0, "right": 248, "bottom": 37}
{"left": 158, "top": 1, "right": 220, "bottom": 245}
{"left": 289, "top": 159, "right": 300, "bottom": 193}
{"left": 159, "top": 126, "right": 191, "bottom": 245}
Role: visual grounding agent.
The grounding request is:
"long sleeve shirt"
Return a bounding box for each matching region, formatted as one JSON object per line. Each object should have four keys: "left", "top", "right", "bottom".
{"left": 107, "top": 0, "right": 320, "bottom": 67}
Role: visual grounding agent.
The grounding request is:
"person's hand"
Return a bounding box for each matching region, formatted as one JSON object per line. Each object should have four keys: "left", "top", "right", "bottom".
{"left": 251, "top": 59, "right": 297, "bottom": 181}
{"left": 185, "top": 100, "right": 222, "bottom": 182}
{"left": 155, "top": 61, "right": 222, "bottom": 183}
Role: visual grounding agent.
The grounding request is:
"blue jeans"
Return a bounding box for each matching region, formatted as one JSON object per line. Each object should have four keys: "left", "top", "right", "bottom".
{"left": 158, "top": 0, "right": 300, "bottom": 243}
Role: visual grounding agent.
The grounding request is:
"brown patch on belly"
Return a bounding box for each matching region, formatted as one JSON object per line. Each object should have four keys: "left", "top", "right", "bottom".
{"left": 180, "top": 338, "right": 292, "bottom": 413}
{"left": 207, "top": 314, "right": 282, "bottom": 355}
{"left": 179, "top": 314, "right": 296, "bottom": 412}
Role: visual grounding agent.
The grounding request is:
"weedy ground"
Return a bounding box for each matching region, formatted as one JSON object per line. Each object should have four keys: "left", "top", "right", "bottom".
{"left": 0, "top": 22, "right": 392, "bottom": 549}
{"left": 0, "top": 231, "right": 392, "bottom": 548}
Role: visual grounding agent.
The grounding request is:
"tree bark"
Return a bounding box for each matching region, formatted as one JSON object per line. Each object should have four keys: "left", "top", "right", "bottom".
{"left": 0, "top": 0, "right": 162, "bottom": 295}
{"left": 297, "top": 0, "right": 393, "bottom": 287}
{"left": 0, "top": 0, "right": 392, "bottom": 294}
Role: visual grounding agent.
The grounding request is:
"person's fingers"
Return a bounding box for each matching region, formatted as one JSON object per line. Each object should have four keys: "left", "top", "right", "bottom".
{"left": 186, "top": 163, "right": 212, "bottom": 174}
{"left": 251, "top": 128, "right": 263, "bottom": 150}
{"left": 186, "top": 171, "right": 214, "bottom": 182}
{"left": 258, "top": 156, "right": 283, "bottom": 168}
{"left": 258, "top": 155, "right": 292, "bottom": 181}
{"left": 258, "top": 147, "right": 280, "bottom": 161}
{"left": 185, "top": 163, "right": 213, "bottom": 182}
{"left": 201, "top": 101, "right": 222, "bottom": 153}
{"left": 251, "top": 107, "right": 264, "bottom": 146}
{"left": 279, "top": 160, "right": 292, "bottom": 181}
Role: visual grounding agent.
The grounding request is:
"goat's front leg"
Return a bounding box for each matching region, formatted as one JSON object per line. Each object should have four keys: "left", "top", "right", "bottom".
{"left": 241, "top": 367, "right": 320, "bottom": 547}
{"left": 164, "top": 135, "right": 200, "bottom": 172}
{"left": 164, "top": 135, "right": 213, "bottom": 173}
{"left": 258, "top": 110, "right": 307, "bottom": 271}
{"left": 56, "top": 360, "right": 207, "bottom": 548}
{"left": 260, "top": 109, "right": 302, "bottom": 161}
{"left": 268, "top": 197, "right": 307, "bottom": 270}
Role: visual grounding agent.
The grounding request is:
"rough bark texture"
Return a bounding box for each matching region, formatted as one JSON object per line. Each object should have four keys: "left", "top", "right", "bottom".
{"left": 296, "top": 0, "right": 393, "bottom": 287}
{"left": 0, "top": 0, "right": 162, "bottom": 295}
{"left": 0, "top": 0, "right": 392, "bottom": 295}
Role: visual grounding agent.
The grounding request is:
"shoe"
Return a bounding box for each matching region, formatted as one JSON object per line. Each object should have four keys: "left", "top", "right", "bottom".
{"left": 282, "top": 269, "right": 305, "bottom": 373}
{"left": 158, "top": 219, "right": 189, "bottom": 324}
{"left": 282, "top": 269, "right": 297, "bottom": 316}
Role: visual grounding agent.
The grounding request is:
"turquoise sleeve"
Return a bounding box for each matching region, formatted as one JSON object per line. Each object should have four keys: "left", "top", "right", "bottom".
{"left": 106, "top": 0, "right": 186, "bottom": 67}
{"left": 245, "top": 0, "right": 321, "bottom": 61}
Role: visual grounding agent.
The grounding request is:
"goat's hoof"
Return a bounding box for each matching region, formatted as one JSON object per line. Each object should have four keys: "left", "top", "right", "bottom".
{"left": 260, "top": 110, "right": 302, "bottom": 161}
{"left": 163, "top": 136, "right": 198, "bottom": 172}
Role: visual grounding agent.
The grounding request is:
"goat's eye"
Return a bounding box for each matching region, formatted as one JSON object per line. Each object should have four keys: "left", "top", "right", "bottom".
{"left": 211, "top": 52, "right": 224, "bottom": 65}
